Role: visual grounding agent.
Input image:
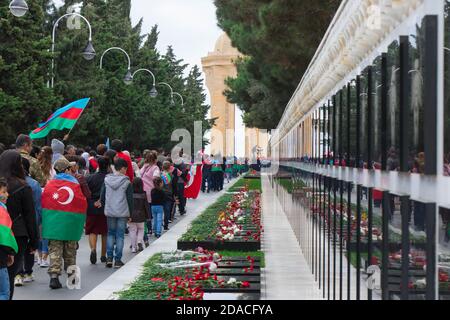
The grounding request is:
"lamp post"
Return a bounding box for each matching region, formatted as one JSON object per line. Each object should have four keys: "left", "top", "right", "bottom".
{"left": 172, "top": 92, "right": 184, "bottom": 106}
{"left": 9, "top": 0, "right": 28, "bottom": 17}
{"left": 100, "top": 47, "right": 133, "bottom": 85}
{"left": 158, "top": 82, "right": 175, "bottom": 104}
{"left": 51, "top": 13, "right": 95, "bottom": 88}
{"left": 132, "top": 68, "right": 158, "bottom": 97}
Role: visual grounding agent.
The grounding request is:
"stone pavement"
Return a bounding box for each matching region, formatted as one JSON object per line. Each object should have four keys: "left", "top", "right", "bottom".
{"left": 13, "top": 180, "right": 234, "bottom": 300}
{"left": 82, "top": 180, "right": 234, "bottom": 300}
{"left": 261, "top": 173, "right": 323, "bottom": 300}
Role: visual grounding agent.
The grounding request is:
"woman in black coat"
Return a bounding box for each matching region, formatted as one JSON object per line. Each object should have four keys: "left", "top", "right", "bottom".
{"left": 85, "top": 156, "right": 108, "bottom": 264}
{"left": 0, "top": 150, "right": 38, "bottom": 299}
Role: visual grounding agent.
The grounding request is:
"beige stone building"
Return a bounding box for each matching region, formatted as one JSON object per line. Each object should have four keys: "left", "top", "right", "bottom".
{"left": 202, "top": 33, "right": 268, "bottom": 160}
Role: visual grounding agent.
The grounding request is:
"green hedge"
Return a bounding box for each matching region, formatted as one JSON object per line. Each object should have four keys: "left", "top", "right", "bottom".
{"left": 180, "top": 177, "right": 260, "bottom": 242}
{"left": 229, "top": 177, "right": 262, "bottom": 192}
{"left": 179, "top": 193, "right": 233, "bottom": 241}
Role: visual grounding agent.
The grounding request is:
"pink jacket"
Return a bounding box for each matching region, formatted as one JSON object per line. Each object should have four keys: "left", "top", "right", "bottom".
{"left": 140, "top": 164, "right": 160, "bottom": 202}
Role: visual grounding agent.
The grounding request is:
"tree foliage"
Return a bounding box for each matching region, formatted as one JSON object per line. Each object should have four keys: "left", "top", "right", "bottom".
{"left": 0, "top": 0, "right": 60, "bottom": 143}
{"left": 0, "top": 0, "right": 212, "bottom": 152}
{"left": 214, "top": 0, "right": 341, "bottom": 129}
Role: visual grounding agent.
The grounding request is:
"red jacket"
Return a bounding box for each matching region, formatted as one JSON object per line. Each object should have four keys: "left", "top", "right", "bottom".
{"left": 116, "top": 152, "right": 134, "bottom": 182}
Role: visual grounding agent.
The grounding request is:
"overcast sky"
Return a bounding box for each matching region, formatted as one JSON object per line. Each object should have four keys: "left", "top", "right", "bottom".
{"left": 130, "top": 0, "right": 222, "bottom": 74}
{"left": 55, "top": 0, "right": 245, "bottom": 156}
{"left": 130, "top": 0, "right": 245, "bottom": 156}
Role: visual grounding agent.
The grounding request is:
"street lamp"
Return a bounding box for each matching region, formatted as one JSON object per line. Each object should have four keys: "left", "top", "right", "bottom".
{"left": 132, "top": 68, "right": 158, "bottom": 97}
{"left": 51, "top": 13, "right": 95, "bottom": 88}
{"left": 158, "top": 82, "right": 175, "bottom": 105}
{"left": 100, "top": 47, "right": 133, "bottom": 85}
{"left": 172, "top": 92, "right": 184, "bottom": 106}
{"left": 9, "top": 0, "right": 28, "bottom": 17}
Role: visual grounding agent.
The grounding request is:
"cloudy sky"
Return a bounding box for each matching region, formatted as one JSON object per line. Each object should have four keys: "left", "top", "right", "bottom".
{"left": 130, "top": 0, "right": 245, "bottom": 156}
{"left": 130, "top": 0, "right": 222, "bottom": 74}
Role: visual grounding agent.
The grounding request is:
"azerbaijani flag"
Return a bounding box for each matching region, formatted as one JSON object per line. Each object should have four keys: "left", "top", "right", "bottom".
{"left": 0, "top": 202, "right": 18, "bottom": 254}
{"left": 42, "top": 174, "right": 87, "bottom": 241}
{"left": 30, "top": 98, "right": 90, "bottom": 140}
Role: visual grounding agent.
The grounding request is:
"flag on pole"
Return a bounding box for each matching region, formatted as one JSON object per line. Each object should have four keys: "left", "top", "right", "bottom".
{"left": 106, "top": 137, "right": 110, "bottom": 150}
{"left": 184, "top": 165, "right": 203, "bottom": 199}
{"left": 30, "top": 98, "right": 90, "bottom": 140}
{"left": 41, "top": 174, "right": 87, "bottom": 241}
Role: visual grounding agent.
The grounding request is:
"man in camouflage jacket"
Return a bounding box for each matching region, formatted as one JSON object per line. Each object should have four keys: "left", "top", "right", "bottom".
{"left": 15, "top": 134, "right": 46, "bottom": 186}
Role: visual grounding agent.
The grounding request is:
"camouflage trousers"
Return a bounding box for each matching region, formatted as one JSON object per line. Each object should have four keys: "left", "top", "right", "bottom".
{"left": 47, "top": 240, "right": 78, "bottom": 276}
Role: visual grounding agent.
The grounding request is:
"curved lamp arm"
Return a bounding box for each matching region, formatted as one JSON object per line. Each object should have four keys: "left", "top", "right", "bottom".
{"left": 172, "top": 92, "right": 184, "bottom": 106}
{"left": 158, "top": 82, "right": 174, "bottom": 96}
{"left": 52, "top": 13, "right": 93, "bottom": 46}
{"left": 132, "top": 68, "right": 156, "bottom": 87}
{"left": 51, "top": 13, "right": 93, "bottom": 88}
{"left": 100, "top": 47, "right": 131, "bottom": 70}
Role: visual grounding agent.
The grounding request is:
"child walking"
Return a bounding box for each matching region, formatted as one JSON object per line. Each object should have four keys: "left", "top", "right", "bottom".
{"left": 151, "top": 177, "right": 165, "bottom": 238}
{"left": 0, "top": 178, "right": 17, "bottom": 300}
{"left": 161, "top": 161, "right": 175, "bottom": 230}
{"left": 98, "top": 158, "right": 133, "bottom": 268}
{"left": 129, "top": 178, "right": 149, "bottom": 253}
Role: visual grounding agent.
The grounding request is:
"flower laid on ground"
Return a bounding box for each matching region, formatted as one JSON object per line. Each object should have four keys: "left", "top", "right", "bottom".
{"left": 151, "top": 278, "right": 165, "bottom": 282}
{"left": 215, "top": 188, "right": 262, "bottom": 242}
{"left": 123, "top": 248, "right": 257, "bottom": 300}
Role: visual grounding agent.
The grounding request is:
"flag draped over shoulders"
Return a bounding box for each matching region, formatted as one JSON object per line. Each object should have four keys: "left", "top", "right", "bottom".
{"left": 42, "top": 174, "right": 87, "bottom": 241}
{"left": 184, "top": 165, "right": 202, "bottom": 199}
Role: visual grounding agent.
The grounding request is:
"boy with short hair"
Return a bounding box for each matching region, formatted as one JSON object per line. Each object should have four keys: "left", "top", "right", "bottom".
{"left": 98, "top": 158, "right": 133, "bottom": 268}
{"left": 0, "top": 178, "right": 18, "bottom": 299}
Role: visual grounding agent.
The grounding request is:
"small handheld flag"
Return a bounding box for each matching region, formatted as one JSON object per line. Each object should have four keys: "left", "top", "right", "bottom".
{"left": 0, "top": 202, "right": 18, "bottom": 254}
{"left": 30, "top": 98, "right": 90, "bottom": 140}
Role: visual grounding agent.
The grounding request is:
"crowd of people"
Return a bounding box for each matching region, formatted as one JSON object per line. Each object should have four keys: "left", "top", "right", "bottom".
{"left": 0, "top": 134, "right": 225, "bottom": 299}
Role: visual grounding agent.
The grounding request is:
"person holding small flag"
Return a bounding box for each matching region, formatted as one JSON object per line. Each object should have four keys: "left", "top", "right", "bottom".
{"left": 0, "top": 178, "right": 18, "bottom": 300}
{"left": 42, "top": 158, "right": 87, "bottom": 289}
{"left": 0, "top": 150, "right": 38, "bottom": 299}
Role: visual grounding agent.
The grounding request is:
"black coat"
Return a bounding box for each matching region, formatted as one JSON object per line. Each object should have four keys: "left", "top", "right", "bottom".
{"left": 131, "top": 193, "right": 150, "bottom": 223}
{"left": 86, "top": 172, "right": 107, "bottom": 216}
{"left": 6, "top": 179, "right": 38, "bottom": 250}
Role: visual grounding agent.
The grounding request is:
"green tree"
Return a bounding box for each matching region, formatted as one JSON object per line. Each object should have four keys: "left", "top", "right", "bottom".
{"left": 0, "top": 0, "right": 212, "bottom": 152}
{"left": 0, "top": 0, "right": 60, "bottom": 143}
{"left": 215, "top": 0, "right": 341, "bottom": 129}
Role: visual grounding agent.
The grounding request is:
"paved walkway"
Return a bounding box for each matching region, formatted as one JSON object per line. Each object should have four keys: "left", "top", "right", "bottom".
{"left": 261, "top": 173, "right": 322, "bottom": 300}
{"left": 82, "top": 180, "right": 234, "bottom": 300}
{"left": 13, "top": 181, "right": 234, "bottom": 300}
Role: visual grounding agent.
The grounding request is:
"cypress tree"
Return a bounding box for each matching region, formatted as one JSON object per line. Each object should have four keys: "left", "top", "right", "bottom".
{"left": 0, "top": 0, "right": 60, "bottom": 143}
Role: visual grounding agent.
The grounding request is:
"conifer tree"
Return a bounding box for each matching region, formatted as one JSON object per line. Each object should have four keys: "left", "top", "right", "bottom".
{"left": 0, "top": 0, "right": 60, "bottom": 143}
